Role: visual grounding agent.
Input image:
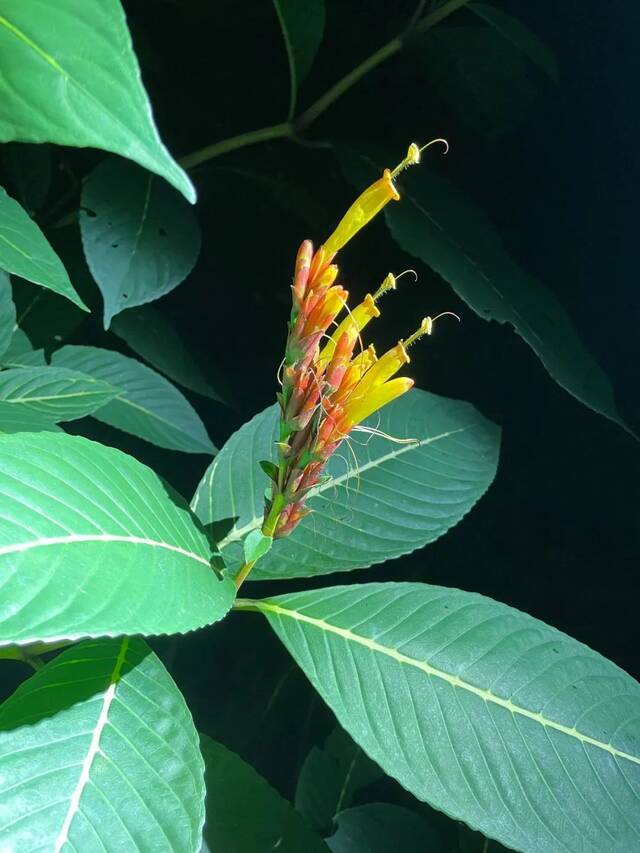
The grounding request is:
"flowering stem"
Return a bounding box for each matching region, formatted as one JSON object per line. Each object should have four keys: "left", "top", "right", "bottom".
{"left": 179, "top": 0, "right": 470, "bottom": 170}
{"left": 234, "top": 496, "right": 284, "bottom": 590}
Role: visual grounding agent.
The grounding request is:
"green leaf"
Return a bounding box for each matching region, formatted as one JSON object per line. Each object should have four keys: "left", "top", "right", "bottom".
{"left": 296, "top": 727, "right": 383, "bottom": 836}
{"left": 1, "top": 142, "right": 52, "bottom": 214}
{"left": 470, "top": 3, "right": 558, "bottom": 79}
{"left": 191, "top": 389, "right": 500, "bottom": 580}
{"left": 0, "top": 0, "right": 195, "bottom": 202}
{"left": 0, "top": 186, "right": 87, "bottom": 310}
{"left": 0, "top": 270, "right": 15, "bottom": 359}
{"left": 52, "top": 345, "right": 216, "bottom": 454}
{"left": 326, "top": 804, "right": 452, "bottom": 853}
{"left": 0, "top": 431, "right": 235, "bottom": 645}
{"left": 340, "top": 148, "right": 630, "bottom": 435}
{"left": 0, "top": 637, "right": 205, "bottom": 851}
{"left": 0, "top": 401, "right": 61, "bottom": 433}
{"left": 81, "top": 158, "right": 201, "bottom": 327}
{"left": 200, "top": 735, "right": 330, "bottom": 852}
{"left": 416, "top": 26, "right": 537, "bottom": 142}
{"left": 241, "top": 583, "right": 640, "bottom": 852}
{"left": 273, "top": 0, "right": 325, "bottom": 117}
{"left": 111, "top": 304, "right": 226, "bottom": 402}
{"left": 0, "top": 365, "right": 118, "bottom": 422}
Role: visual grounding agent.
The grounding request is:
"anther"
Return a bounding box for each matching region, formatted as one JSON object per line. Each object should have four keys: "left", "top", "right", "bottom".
{"left": 402, "top": 317, "right": 432, "bottom": 348}
{"left": 390, "top": 139, "right": 449, "bottom": 180}
{"left": 372, "top": 269, "right": 417, "bottom": 302}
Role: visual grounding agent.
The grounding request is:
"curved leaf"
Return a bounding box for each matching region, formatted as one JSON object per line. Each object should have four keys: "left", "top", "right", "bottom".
{"left": 0, "top": 365, "right": 118, "bottom": 422}
{"left": 200, "top": 735, "right": 329, "bottom": 852}
{"left": 327, "top": 803, "right": 452, "bottom": 853}
{"left": 0, "top": 637, "right": 205, "bottom": 851}
{"left": 111, "top": 304, "right": 226, "bottom": 402}
{"left": 0, "top": 270, "right": 15, "bottom": 359}
{"left": 81, "top": 158, "right": 201, "bottom": 327}
{"left": 0, "top": 186, "right": 87, "bottom": 309}
{"left": 339, "top": 148, "right": 630, "bottom": 435}
{"left": 296, "top": 726, "right": 383, "bottom": 836}
{"left": 0, "top": 431, "right": 235, "bottom": 646}
{"left": 0, "top": 401, "right": 61, "bottom": 433}
{"left": 0, "top": 0, "right": 195, "bottom": 201}
{"left": 52, "top": 345, "right": 216, "bottom": 454}
{"left": 241, "top": 583, "right": 640, "bottom": 852}
{"left": 191, "top": 389, "right": 500, "bottom": 580}
{"left": 273, "top": 0, "right": 325, "bottom": 116}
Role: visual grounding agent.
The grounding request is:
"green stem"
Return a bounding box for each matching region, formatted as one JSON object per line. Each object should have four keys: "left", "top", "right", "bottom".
{"left": 179, "top": 0, "right": 470, "bottom": 170}
{"left": 179, "top": 122, "right": 293, "bottom": 171}
{"left": 234, "top": 497, "right": 284, "bottom": 589}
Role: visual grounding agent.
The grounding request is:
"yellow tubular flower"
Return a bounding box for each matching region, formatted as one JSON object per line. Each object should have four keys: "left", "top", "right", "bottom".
{"left": 349, "top": 342, "right": 410, "bottom": 400}
{"left": 318, "top": 294, "right": 380, "bottom": 367}
{"left": 322, "top": 169, "right": 400, "bottom": 260}
{"left": 343, "top": 377, "right": 414, "bottom": 427}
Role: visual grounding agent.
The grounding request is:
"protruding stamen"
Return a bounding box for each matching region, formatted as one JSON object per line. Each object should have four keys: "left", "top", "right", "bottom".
{"left": 402, "top": 317, "right": 432, "bottom": 348}
{"left": 372, "top": 269, "right": 417, "bottom": 303}
{"left": 390, "top": 139, "right": 450, "bottom": 180}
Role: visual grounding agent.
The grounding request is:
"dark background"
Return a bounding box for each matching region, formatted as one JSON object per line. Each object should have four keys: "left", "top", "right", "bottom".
{"left": 4, "top": 0, "right": 639, "bottom": 809}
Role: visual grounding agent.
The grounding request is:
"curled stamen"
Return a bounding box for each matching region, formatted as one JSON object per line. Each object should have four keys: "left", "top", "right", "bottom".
{"left": 372, "top": 268, "right": 418, "bottom": 303}
{"left": 390, "top": 139, "right": 449, "bottom": 180}
{"left": 402, "top": 317, "right": 432, "bottom": 348}
{"left": 428, "top": 311, "right": 461, "bottom": 334}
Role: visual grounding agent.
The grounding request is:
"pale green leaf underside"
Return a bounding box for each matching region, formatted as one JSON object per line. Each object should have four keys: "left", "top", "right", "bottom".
{"left": 0, "top": 0, "right": 195, "bottom": 202}
{"left": 0, "top": 431, "right": 234, "bottom": 645}
{"left": 200, "top": 735, "right": 329, "bottom": 852}
{"left": 339, "top": 149, "right": 629, "bottom": 435}
{"left": 243, "top": 583, "right": 640, "bottom": 852}
{"left": 0, "top": 186, "right": 86, "bottom": 310}
{"left": 191, "top": 390, "right": 500, "bottom": 580}
{"left": 0, "top": 637, "right": 205, "bottom": 851}
{"left": 52, "top": 345, "right": 216, "bottom": 454}
{"left": 80, "top": 158, "right": 201, "bottom": 327}
{"left": 0, "top": 365, "right": 118, "bottom": 421}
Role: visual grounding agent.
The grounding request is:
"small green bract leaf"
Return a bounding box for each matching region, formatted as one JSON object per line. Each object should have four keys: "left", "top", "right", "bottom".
{"left": 243, "top": 529, "right": 273, "bottom": 564}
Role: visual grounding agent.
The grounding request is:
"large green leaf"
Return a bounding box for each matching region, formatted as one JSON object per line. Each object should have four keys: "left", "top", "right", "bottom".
{"left": 0, "top": 637, "right": 205, "bottom": 851}
{"left": 239, "top": 583, "right": 640, "bottom": 852}
{"left": 200, "top": 735, "right": 329, "bottom": 852}
{"left": 0, "top": 0, "right": 195, "bottom": 202}
{"left": 111, "top": 304, "right": 226, "bottom": 402}
{"left": 0, "top": 365, "right": 118, "bottom": 422}
{"left": 0, "top": 431, "right": 234, "bottom": 645}
{"left": 273, "top": 0, "right": 325, "bottom": 116}
{"left": 296, "top": 726, "right": 383, "bottom": 836}
{"left": 191, "top": 390, "right": 500, "bottom": 580}
{"left": 326, "top": 803, "right": 452, "bottom": 853}
{"left": 0, "top": 401, "right": 61, "bottom": 433}
{"left": 0, "top": 270, "right": 15, "bottom": 359}
{"left": 0, "top": 186, "right": 87, "bottom": 309}
{"left": 339, "top": 149, "right": 629, "bottom": 435}
{"left": 52, "top": 345, "right": 216, "bottom": 454}
{"left": 81, "top": 158, "right": 201, "bottom": 327}
{"left": 0, "top": 328, "right": 46, "bottom": 368}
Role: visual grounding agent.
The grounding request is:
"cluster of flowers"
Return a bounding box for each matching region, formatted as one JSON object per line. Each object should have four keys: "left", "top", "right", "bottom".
{"left": 261, "top": 143, "right": 450, "bottom": 541}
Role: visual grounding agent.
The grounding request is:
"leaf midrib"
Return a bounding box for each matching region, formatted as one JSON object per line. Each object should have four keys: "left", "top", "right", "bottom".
{"left": 240, "top": 599, "right": 640, "bottom": 767}
{"left": 217, "top": 426, "right": 469, "bottom": 548}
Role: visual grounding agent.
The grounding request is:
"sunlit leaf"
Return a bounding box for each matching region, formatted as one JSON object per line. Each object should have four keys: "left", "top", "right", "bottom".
{"left": 243, "top": 582, "right": 640, "bottom": 852}
{"left": 0, "top": 0, "right": 195, "bottom": 201}
{"left": 0, "top": 431, "right": 234, "bottom": 645}
{"left": 0, "top": 637, "right": 205, "bottom": 851}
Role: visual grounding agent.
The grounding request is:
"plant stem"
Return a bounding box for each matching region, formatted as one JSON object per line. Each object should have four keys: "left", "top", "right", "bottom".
{"left": 234, "top": 559, "right": 256, "bottom": 590}
{"left": 179, "top": 0, "right": 470, "bottom": 170}
{"left": 234, "top": 498, "right": 284, "bottom": 589}
{"left": 179, "top": 123, "right": 293, "bottom": 171}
